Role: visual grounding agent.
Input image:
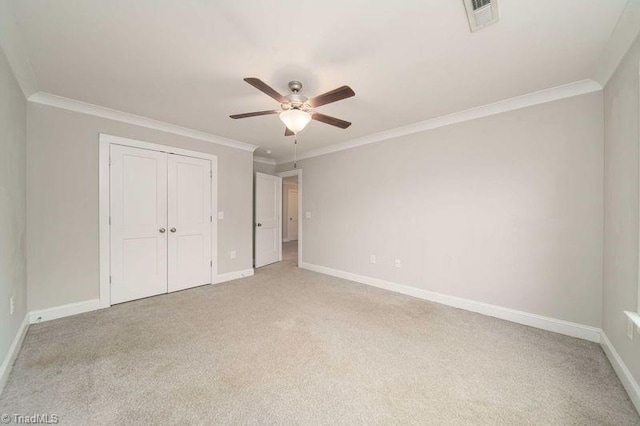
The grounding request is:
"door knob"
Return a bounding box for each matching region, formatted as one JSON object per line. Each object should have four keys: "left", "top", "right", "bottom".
{"left": 256, "top": 223, "right": 262, "bottom": 227}
{"left": 159, "top": 228, "right": 166, "bottom": 233}
{"left": 170, "top": 228, "right": 177, "bottom": 233}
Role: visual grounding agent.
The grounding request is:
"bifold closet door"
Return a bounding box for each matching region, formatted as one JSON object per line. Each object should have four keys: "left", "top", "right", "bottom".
{"left": 167, "top": 154, "right": 212, "bottom": 292}
{"left": 110, "top": 145, "right": 168, "bottom": 304}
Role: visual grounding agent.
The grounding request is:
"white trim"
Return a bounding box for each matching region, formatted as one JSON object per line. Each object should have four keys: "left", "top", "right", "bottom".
{"left": 301, "top": 262, "right": 602, "bottom": 343}
{"left": 276, "top": 79, "right": 602, "bottom": 164}
{"left": 99, "top": 138, "right": 110, "bottom": 308}
{"left": 99, "top": 133, "right": 218, "bottom": 308}
{"left": 594, "top": 0, "right": 640, "bottom": 86}
{"left": 29, "top": 92, "right": 258, "bottom": 152}
{"left": 29, "top": 299, "right": 100, "bottom": 324}
{"left": 0, "top": 314, "right": 29, "bottom": 394}
{"left": 601, "top": 331, "right": 640, "bottom": 414}
{"left": 215, "top": 268, "right": 255, "bottom": 284}
{"left": 637, "top": 61, "right": 640, "bottom": 317}
{"left": 253, "top": 156, "right": 276, "bottom": 165}
{"left": 278, "top": 169, "right": 303, "bottom": 267}
{"left": 625, "top": 311, "right": 640, "bottom": 331}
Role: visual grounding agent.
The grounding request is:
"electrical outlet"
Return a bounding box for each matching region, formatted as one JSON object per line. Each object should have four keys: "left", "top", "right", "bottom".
{"left": 395, "top": 258, "right": 402, "bottom": 268}
{"left": 230, "top": 251, "right": 236, "bottom": 259}
{"left": 10, "top": 296, "right": 14, "bottom": 315}
{"left": 218, "top": 211, "right": 224, "bottom": 220}
{"left": 628, "top": 317, "right": 635, "bottom": 341}
{"left": 370, "top": 255, "right": 376, "bottom": 264}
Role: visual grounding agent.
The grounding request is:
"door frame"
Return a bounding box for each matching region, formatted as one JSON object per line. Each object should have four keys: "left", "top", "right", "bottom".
{"left": 277, "top": 169, "right": 302, "bottom": 267}
{"left": 99, "top": 133, "right": 218, "bottom": 308}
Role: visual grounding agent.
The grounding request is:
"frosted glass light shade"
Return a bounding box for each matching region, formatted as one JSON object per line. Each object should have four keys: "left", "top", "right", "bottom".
{"left": 279, "top": 109, "right": 312, "bottom": 134}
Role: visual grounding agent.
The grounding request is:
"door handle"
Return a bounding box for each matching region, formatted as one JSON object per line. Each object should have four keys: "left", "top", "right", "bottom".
{"left": 170, "top": 228, "right": 177, "bottom": 233}
{"left": 159, "top": 228, "right": 166, "bottom": 233}
{"left": 256, "top": 223, "right": 262, "bottom": 227}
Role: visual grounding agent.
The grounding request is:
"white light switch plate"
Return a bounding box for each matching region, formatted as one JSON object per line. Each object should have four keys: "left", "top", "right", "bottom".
{"left": 218, "top": 211, "right": 224, "bottom": 220}
{"left": 305, "top": 211, "right": 312, "bottom": 219}
{"left": 370, "top": 255, "right": 376, "bottom": 264}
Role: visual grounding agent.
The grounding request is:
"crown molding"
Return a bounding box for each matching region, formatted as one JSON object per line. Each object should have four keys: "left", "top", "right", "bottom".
{"left": 28, "top": 91, "right": 259, "bottom": 152}
{"left": 594, "top": 0, "right": 640, "bottom": 86}
{"left": 275, "top": 79, "right": 602, "bottom": 165}
{"left": 0, "top": 0, "right": 38, "bottom": 98}
{"left": 253, "top": 156, "right": 276, "bottom": 165}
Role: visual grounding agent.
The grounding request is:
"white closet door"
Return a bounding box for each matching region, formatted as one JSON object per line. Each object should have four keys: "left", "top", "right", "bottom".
{"left": 167, "top": 154, "right": 212, "bottom": 292}
{"left": 110, "top": 145, "right": 168, "bottom": 304}
{"left": 255, "top": 172, "right": 282, "bottom": 267}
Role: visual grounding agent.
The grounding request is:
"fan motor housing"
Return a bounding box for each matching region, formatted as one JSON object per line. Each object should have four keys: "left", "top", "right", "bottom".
{"left": 284, "top": 92, "right": 309, "bottom": 110}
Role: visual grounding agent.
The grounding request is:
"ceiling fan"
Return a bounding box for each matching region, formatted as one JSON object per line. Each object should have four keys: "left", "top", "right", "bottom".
{"left": 230, "top": 78, "right": 355, "bottom": 135}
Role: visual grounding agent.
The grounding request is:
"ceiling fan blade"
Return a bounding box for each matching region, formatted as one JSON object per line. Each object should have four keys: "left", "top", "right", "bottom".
{"left": 229, "top": 110, "right": 279, "bottom": 119}
{"left": 244, "top": 78, "right": 288, "bottom": 103}
{"left": 308, "top": 85, "right": 355, "bottom": 108}
{"left": 285, "top": 127, "right": 294, "bottom": 136}
{"left": 312, "top": 112, "right": 351, "bottom": 129}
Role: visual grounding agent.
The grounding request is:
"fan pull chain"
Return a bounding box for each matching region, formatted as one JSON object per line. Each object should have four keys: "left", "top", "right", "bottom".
{"left": 294, "top": 136, "right": 298, "bottom": 169}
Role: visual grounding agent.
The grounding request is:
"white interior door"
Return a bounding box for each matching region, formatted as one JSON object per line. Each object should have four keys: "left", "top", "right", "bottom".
{"left": 110, "top": 145, "right": 168, "bottom": 304}
{"left": 287, "top": 189, "right": 298, "bottom": 240}
{"left": 255, "top": 172, "right": 282, "bottom": 267}
{"left": 167, "top": 154, "right": 212, "bottom": 292}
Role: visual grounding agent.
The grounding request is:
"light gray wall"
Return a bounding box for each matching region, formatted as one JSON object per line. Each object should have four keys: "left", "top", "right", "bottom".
{"left": 603, "top": 32, "right": 640, "bottom": 385}
{"left": 278, "top": 92, "right": 604, "bottom": 327}
{"left": 0, "top": 46, "right": 27, "bottom": 371}
{"left": 253, "top": 160, "right": 276, "bottom": 175}
{"left": 27, "top": 104, "right": 254, "bottom": 311}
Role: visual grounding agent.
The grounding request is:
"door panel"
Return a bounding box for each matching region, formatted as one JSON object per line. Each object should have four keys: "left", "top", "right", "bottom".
{"left": 110, "top": 145, "right": 168, "bottom": 304}
{"left": 255, "top": 173, "right": 282, "bottom": 267}
{"left": 287, "top": 189, "right": 298, "bottom": 240}
{"left": 168, "top": 154, "right": 212, "bottom": 292}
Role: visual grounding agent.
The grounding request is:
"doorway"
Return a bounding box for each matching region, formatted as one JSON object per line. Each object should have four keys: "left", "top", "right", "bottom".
{"left": 282, "top": 175, "right": 298, "bottom": 263}
{"left": 253, "top": 169, "right": 302, "bottom": 268}
{"left": 278, "top": 169, "right": 302, "bottom": 266}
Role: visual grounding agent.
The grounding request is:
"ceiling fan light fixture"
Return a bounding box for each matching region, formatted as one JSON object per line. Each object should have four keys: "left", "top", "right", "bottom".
{"left": 279, "top": 109, "right": 311, "bottom": 134}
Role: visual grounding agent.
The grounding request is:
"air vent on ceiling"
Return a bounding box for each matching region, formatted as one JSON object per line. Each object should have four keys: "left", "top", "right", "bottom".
{"left": 463, "top": 0, "right": 499, "bottom": 32}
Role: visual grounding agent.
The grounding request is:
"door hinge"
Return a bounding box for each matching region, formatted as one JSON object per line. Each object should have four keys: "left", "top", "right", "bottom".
{"left": 109, "top": 275, "right": 112, "bottom": 284}
{"left": 109, "top": 157, "right": 111, "bottom": 166}
{"left": 210, "top": 260, "right": 213, "bottom": 267}
{"left": 210, "top": 170, "right": 212, "bottom": 178}
{"left": 109, "top": 216, "right": 111, "bottom": 225}
{"left": 210, "top": 215, "right": 212, "bottom": 222}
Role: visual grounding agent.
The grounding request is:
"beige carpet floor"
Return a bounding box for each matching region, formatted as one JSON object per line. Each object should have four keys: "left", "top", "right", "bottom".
{"left": 1, "top": 241, "right": 638, "bottom": 425}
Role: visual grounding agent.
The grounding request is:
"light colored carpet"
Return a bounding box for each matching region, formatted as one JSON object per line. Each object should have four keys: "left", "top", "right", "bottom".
{"left": 1, "top": 246, "right": 638, "bottom": 424}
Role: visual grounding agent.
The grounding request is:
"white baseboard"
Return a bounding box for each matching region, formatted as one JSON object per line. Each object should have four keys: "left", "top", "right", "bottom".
{"left": 601, "top": 332, "right": 640, "bottom": 414}
{"left": 0, "top": 314, "right": 29, "bottom": 394}
{"left": 301, "top": 262, "right": 602, "bottom": 343}
{"left": 216, "top": 268, "right": 254, "bottom": 284}
{"left": 29, "top": 299, "right": 100, "bottom": 324}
